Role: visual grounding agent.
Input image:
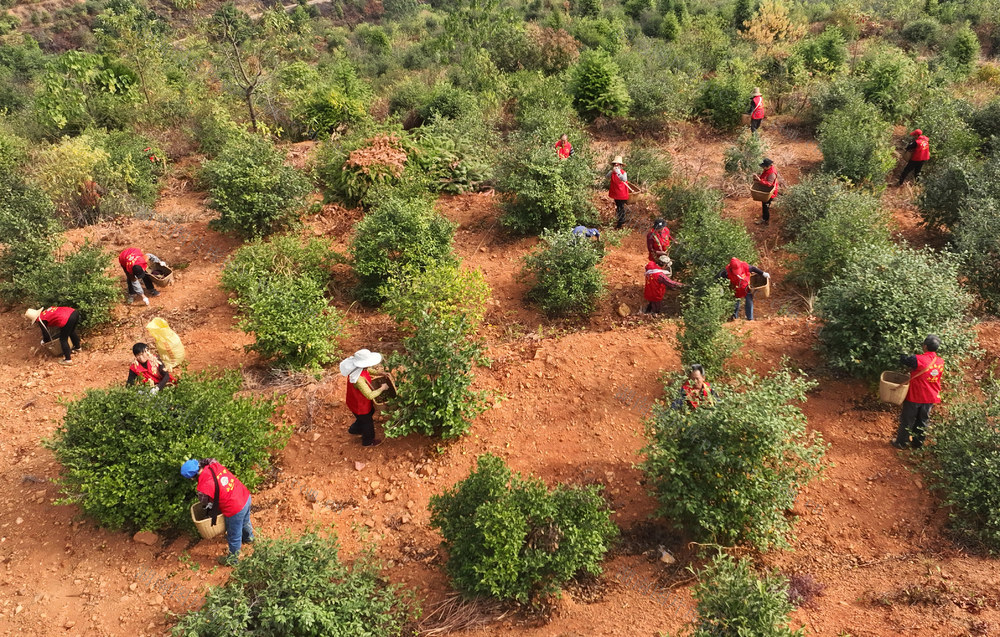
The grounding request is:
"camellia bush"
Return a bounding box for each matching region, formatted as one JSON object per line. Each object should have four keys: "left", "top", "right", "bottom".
{"left": 46, "top": 372, "right": 287, "bottom": 531}
{"left": 429, "top": 454, "right": 617, "bottom": 603}
{"left": 815, "top": 243, "right": 976, "bottom": 379}
{"left": 723, "top": 130, "right": 767, "bottom": 186}
{"left": 817, "top": 99, "right": 895, "bottom": 185}
{"left": 172, "top": 531, "right": 415, "bottom": 636}
{"left": 0, "top": 174, "right": 60, "bottom": 304}
{"left": 522, "top": 229, "right": 606, "bottom": 316}
{"left": 952, "top": 194, "right": 1000, "bottom": 314}
{"left": 313, "top": 129, "right": 414, "bottom": 208}
{"left": 642, "top": 369, "right": 827, "bottom": 550}
{"left": 21, "top": 241, "right": 121, "bottom": 329}
{"left": 677, "top": 281, "right": 739, "bottom": 377}
{"left": 570, "top": 48, "right": 631, "bottom": 120}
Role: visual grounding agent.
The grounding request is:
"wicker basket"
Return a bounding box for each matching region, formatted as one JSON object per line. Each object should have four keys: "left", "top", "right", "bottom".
{"left": 879, "top": 371, "right": 910, "bottom": 406}
{"left": 750, "top": 181, "right": 776, "bottom": 202}
{"left": 191, "top": 503, "right": 226, "bottom": 540}
{"left": 149, "top": 263, "right": 174, "bottom": 287}
{"left": 750, "top": 273, "right": 770, "bottom": 298}
{"left": 372, "top": 375, "right": 397, "bottom": 405}
{"left": 741, "top": 113, "right": 752, "bottom": 125}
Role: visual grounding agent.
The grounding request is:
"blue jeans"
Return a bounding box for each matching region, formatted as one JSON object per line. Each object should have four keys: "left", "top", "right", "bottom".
{"left": 225, "top": 496, "right": 254, "bottom": 556}
{"left": 732, "top": 292, "right": 754, "bottom": 320}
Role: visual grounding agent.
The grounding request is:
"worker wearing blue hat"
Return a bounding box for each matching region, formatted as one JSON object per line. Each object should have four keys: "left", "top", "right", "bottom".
{"left": 181, "top": 458, "right": 254, "bottom": 565}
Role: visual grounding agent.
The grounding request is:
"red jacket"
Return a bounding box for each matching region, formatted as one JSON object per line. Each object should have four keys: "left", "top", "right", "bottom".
{"left": 39, "top": 306, "right": 75, "bottom": 328}
{"left": 906, "top": 351, "right": 943, "bottom": 404}
{"left": 644, "top": 260, "right": 681, "bottom": 302}
{"left": 118, "top": 248, "right": 147, "bottom": 274}
{"left": 912, "top": 135, "right": 930, "bottom": 162}
{"left": 682, "top": 381, "right": 715, "bottom": 409}
{"left": 609, "top": 168, "right": 629, "bottom": 201}
{"left": 758, "top": 165, "right": 778, "bottom": 198}
{"left": 751, "top": 95, "right": 764, "bottom": 119}
{"left": 346, "top": 369, "right": 374, "bottom": 415}
{"left": 726, "top": 258, "right": 752, "bottom": 299}
{"left": 129, "top": 358, "right": 176, "bottom": 386}
{"left": 196, "top": 461, "right": 250, "bottom": 517}
{"left": 554, "top": 140, "right": 572, "bottom": 160}
{"left": 646, "top": 227, "right": 672, "bottom": 261}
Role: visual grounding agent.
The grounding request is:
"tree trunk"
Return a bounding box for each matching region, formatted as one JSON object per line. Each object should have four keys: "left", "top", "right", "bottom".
{"left": 245, "top": 86, "right": 258, "bottom": 132}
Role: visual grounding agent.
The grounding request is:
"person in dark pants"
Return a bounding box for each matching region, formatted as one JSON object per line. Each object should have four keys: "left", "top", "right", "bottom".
{"left": 754, "top": 158, "right": 778, "bottom": 225}
{"left": 127, "top": 342, "right": 175, "bottom": 392}
{"left": 716, "top": 257, "right": 769, "bottom": 320}
{"left": 25, "top": 306, "right": 81, "bottom": 365}
{"left": 748, "top": 87, "right": 764, "bottom": 133}
{"left": 898, "top": 129, "right": 930, "bottom": 186}
{"left": 340, "top": 349, "right": 387, "bottom": 447}
{"left": 892, "top": 334, "right": 944, "bottom": 450}
{"left": 607, "top": 156, "right": 637, "bottom": 229}
{"left": 643, "top": 259, "right": 683, "bottom": 314}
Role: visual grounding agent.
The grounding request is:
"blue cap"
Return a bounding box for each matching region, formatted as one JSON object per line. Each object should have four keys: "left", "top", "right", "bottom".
{"left": 180, "top": 459, "right": 200, "bottom": 479}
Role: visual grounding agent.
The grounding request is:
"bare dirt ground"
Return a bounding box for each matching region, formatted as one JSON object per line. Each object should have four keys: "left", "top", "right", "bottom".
{"left": 0, "top": 122, "right": 998, "bottom": 637}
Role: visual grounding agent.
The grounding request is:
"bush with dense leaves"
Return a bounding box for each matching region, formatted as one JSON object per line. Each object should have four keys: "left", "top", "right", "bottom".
{"left": 695, "top": 57, "right": 758, "bottom": 130}
{"left": 202, "top": 135, "right": 311, "bottom": 238}
{"left": 46, "top": 372, "right": 286, "bottom": 531}
{"left": 409, "top": 113, "right": 497, "bottom": 195}
{"left": 798, "top": 26, "right": 848, "bottom": 74}
{"left": 967, "top": 99, "right": 1000, "bottom": 153}
{"left": 522, "top": 229, "right": 606, "bottom": 316}
{"left": 916, "top": 155, "right": 980, "bottom": 229}
{"left": 350, "top": 193, "right": 455, "bottom": 306}
{"left": 570, "top": 49, "right": 631, "bottom": 121}
{"left": 643, "top": 369, "right": 826, "bottom": 550}
{"left": 429, "top": 454, "right": 617, "bottom": 603}
{"left": 690, "top": 553, "right": 805, "bottom": 637}
{"left": 314, "top": 130, "right": 414, "bottom": 208}
{"left": 623, "top": 142, "right": 673, "bottom": 189}
{"left": 815, "top": 243, "right": 975, "bottom": 380}
{"left": 0, "top": 175, "right": 60, "bottom": 303}
{"left": 293, "top": 62, "right": 372, "bottom": 138}
{"left": 909, "top": 92, "right": 981, "bottom": 163}
{"left": 616, "top": 39, "right": 698, "bottom": 122}
{"left": 952, "top": 193, "right": 1000, "bottom": 314}
{"left": 20, "top": 242, "right": 120, "bottom": 329}
{"left": 723, "top": 130, "right": 768, "bottom": 185}
{"left": 947, "top": 25, "right": 980, "bottom": 73}
{"left": 817, "top": 99, "right": 895, "bottom": 185}
{"left": 677, "top": 281, "right": 739, "bottom": 377}
{"left": 384, "top": 263, "right": 489, "bottom": 439}
{"left": 854, "top": 46, "right": 919, "bottom": 119}
{"left": 901, "top": 18, "right": 943, "bottom": 48}
{"left": 173, "top": 531, "right": 414, "bottom": 636}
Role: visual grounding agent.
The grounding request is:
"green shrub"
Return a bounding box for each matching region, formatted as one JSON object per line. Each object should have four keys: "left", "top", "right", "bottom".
{"left": 192, "top": 101, "right": 245, "bottom": 157}
{"left": 221, "top": 234, "right": 338, "bottom": 296}
{"left": 916, "top": 155, "right": 980, "bottom": 229}
{"left": 21, "top": 241, "right": 120, "bottom": 329}
{"left": 384, "top": 263, "right": 489, "bottom": 439}
{"left": 616, "top": 40, "right": 698, "bottom": 121}
{"left": 642, "top": 369, "right": 826, "bottom": 550}
{"left": 901, "top": 17, "right": 943, "bottom": 47}
{"left": 817, "top": 99, "right": 895, "bottom": 185}
{"left": 46, "top": 371, "right": 286, "bottom": 531}
{"left": 0, "top": 175, "right": 59, "bottom": 303}
{"left": 429, "top": 454, "right": 617, "bottom": 603}
{"left": 509, "top": 72, "right": 577, "bottom": 137}
{"left": 173, "top": 531, "right": 415, "bottom": 636}
{"left": 923, "top": 380, "right": 1000, "bottom": 550}
{"left": 313, "top": 130, "right": 413, "bottom": 208}
{"left": 815, "top": 243, "right": 975, "bottom": 380}
{"left": 295, "top": 64, "right": 372, "bottom": 137}
{"left": 947, "top": 24, "right": 980, "bottom": 73}
{"left": 953, "top": 194, "right": 1000, "bottom": 313}
{"left": 798, "top": 26, "right": 848, "bottom": 75}
{"left": 28, "top": 134, "right": 110, "bottom": 223}
{"left": 572, "top": 16, "right": 627, "bottom": 54}
{"left": 624, "top": 141, "right": 673, "bottom": 189}
{"left": 677, "top": 281, "right": 739, "bottom": 377}
{"left": 350, "top": 193, "right": 455, "bottom": 306}
{"left": 723, "top": 130, "right": 767, "bottom": 185}
{"left": 570, "top": 49, "right": 631, "bottom": 121}
{"left": 967, "top": 99, "right": 1000, "bottom": 153}
{"left": 522, "top": 229, "right": 606, "bottom": 316}
{"left": 855, "top": 46, "right": 918, "bottom": 119}
{"left": 909, "top": 93, "right": 981, "bottom": 162}
{"left": 572, "top": 0, "right": 601, "bottom": 17}
{"left": 695, "top": 57, "right": 758, "bottom": 130}
{"left": 91, "top": 129, "right": 167, "bottom": 206}
{"left": 690, "top": 554, "right": 805, "bottom": 637}
{"left": 202, "top": 135, "right": 311, "bottom": 238}
{"left": 410, "top": 114, "right": 496, "bottom": 194}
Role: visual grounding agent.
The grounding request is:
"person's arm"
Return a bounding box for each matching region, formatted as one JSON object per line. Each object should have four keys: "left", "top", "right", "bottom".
{"left": 38, "top": 322, "right": 51, "bottom": 343}
{"left": 905, "top": 140, "right": 917, "bottom": 151}
{"left": 354, "top": 377, "right": 385, "bottom": 400}
{"left": 716, "top": 268, "right": 728, "bottom": 280}
{"left": 197, "top": 491, "right": 212, "bottom": 508}
{"left": 899, "top": 355, "right": 918, "bottom": 370}
{"left": 155, "top": 363, "right": 170, "bottom": 390}
{"left": 749, "top": 265, "right": 766, "bottom": 276}
{"left": 127, "top": 369, "right": 140, "bottom": 387}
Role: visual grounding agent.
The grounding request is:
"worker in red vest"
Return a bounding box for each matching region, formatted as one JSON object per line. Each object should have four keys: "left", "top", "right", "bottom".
{"left": 25, "top": 306, "right": 81, "bottom": 365}
{"left": 608, "top": 156, "right": 637, "bottom": 229}
{"left": 898, "top": 129, "right": 930, "bottom": 186}
{"left": 180, "top": 458, "right": 254, "bottom": 565}
{"left": 647, "top": 218, "right": 672, "bottom": 272}
{"left": 748, "top": 87, "right": 764, "bottom": 133}
{"left": 644, "top": 259, "right": 682, "bottom": 314}
{"left": 671, "top": 364, "right": 718, "bottom": 410}
{"left": 118, "top": 247, "right": 160, "bottom": 304}
{"left": 716, "top": 257, "right": 769, "bottom": 320}
{"left": 754, "top": 158, "right": 778, "bottom": 226}
{"left": 892, "top": 334, "right": 944, "bottom": 450}
{"left": 339, "top": 349, "right": 387, "bottom": 447}
{"left": 554, "top": 133, "right": 573, "bottom": 160}
{"left": 126, "top": 342, "right": 176, "bottom": 393}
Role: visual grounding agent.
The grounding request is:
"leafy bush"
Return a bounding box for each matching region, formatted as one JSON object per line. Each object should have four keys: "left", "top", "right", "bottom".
{"left": 695, "top": 57, "right": 758, "bottom": 130}
{"left": 855, "top": 46, "right": 918, "bottom": 119}
{"left": 952, "top": 194, "right": 1000, "bottom": 313}
{"left": 384, "top": 263, "right": 489, "bottom": 439}
{"left": 524, "top": 24, "right": 580, "bottom": 74}
{"left": 815, "top": 243, "right": 975, "bottom": 379}
{"left": 523, "top": 229, "right": 606, "bottom": 316}
{"left": 677, "top": 281, "right": 739, "bottom": 377}
{"left": 21, "top": 242, "right": 120, "bottom": 329}
{"left": 909, "top": 93, "right": 981, "bottom": 162}
{"left": 947, "top": 25, "right": 980, "bottom": 73}
{"left": 429, "top": 454, "right": 617, "bottom": 603}
{"left": 616, "top": 40, "right": 698, "bottom": 121}
{"left": 350, "top": 193, "right": 455, "bottom": 306}
{"left": 28, "top": 134, "right": 110, "bottom": 222}
{"left": 723, "top": 130, "right": 768, "bottom": 185}
{"left": 817, "top": 99, "right": 895, "bottom": 185}
{"left": 572, "top": 16, "right": 628, "bottom": 54}
{"left": 46, "top": 372, "right": 286, "bottom": 531}
{"left": 624, "top": 142, "right": 673, "bottom": 189}
{"left": 221, "top": 234, "right": 338, "bottom": 295}
{"left": 798, "top": 26, "right": 848, "bottom": 75}
{"left": 295, "top": 63, "right": 372, "bottom": 137}
{"left": 202, "top": 135, "right": 310, "bottom": 238}
{"left": 642, "top": 369, "right": 826, "bottom": 550}
{"left": 0, "top": 175, "right": 59, "bottom": 303}
{"left": 509, "top": 72, "right": 578, "bottom": 137}
{"left": 916, "top": 155, "right": 980, "bottom": 229}
{"left": 901, "top": 17, "right": 943, "bottom": 47}
{"left": 570, "top": 49, "right": 631, "bottom": 121}
{"left": 690, "top": 554, "right": 804, "bottom": 637}
{"left": 967, "top": 99, "right": 1000, "bottom": 153}
{"left": 409, "top": 113, "right": 497, "bottom": 194}
{"left": 923, "top": 380, "right": 1000, "bottom": 550}
{"left": 314, "top": 131, "right": 413, "bottom": 208}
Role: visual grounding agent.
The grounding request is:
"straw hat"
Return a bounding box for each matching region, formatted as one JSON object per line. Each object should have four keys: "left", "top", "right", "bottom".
{"left": 752, "top": 87, "right": 761, "bottom": 96}
{"left": 612, "top": 156, "right": 625, "bottom": 165}
{"left": 24, "top": 308, "right": 41, "bottom": 324}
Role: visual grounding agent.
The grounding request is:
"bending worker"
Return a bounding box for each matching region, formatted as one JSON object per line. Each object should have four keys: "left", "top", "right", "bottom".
{"left": 647, "top": 218, "right": 672, "bottom": 272}
{"left": 717, "top": 257, "right": 769, "bottom": 321}
{"left": 126, "top": 342, "right": 175, "bottom": 393}
{"left": 118, "top": 247, "right": 160, "bottom": 305}
{"left": 671, "top": 364, "right": 717, "bottom": 410}
{"left": 898, "top": 129, "right": 930, "bottom": 185}
{"left": 754, "top": 158, "right": 778, "bottom": 226}
{"left": 25, "top": 306, "right": 81, "bottom": 366}
{"left": 180, "top": 458, "right": 254, "bottom": 565}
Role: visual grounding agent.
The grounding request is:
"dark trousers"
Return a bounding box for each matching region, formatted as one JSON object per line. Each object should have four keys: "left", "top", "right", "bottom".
{"left": 750, "top": 117, "right": 762, "bottom": 133}
{"left": 348, "top": 406, "right": 376, "bottom": 445}
{"left": 41, "top": 310, "right": 81, "bottom": 360}
{"left": 761, "top": 198, "right": 772, "bottom": 223}
{"left": 644, "top": 300, "right": 663, "bottom": 314}
{"left": 898, "top": 160, "right": 925, "bottom": 185}
{"left": 614, "top": 199, "right": 626, "bottom": 228}
{"left": 896, "top": 400, "right": 932, "bottom": 448}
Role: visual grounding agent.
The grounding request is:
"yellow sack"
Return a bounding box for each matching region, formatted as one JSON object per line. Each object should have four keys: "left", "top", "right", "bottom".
{"left": 146, "top": 317, "right": 185, "bottom": 371}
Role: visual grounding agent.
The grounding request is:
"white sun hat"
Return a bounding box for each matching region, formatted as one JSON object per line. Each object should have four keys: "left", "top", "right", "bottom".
{"left": 339, "top": 349, "right": 383, "bottom": 383}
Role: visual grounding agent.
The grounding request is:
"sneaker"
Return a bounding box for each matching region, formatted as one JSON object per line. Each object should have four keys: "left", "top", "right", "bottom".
{"left": 126, "top": 294, "right": 135, "bottom": 304}
{"left": 348, "top": 424, "right": 363, "bottom": 435}
{"left": 59, "top": 359, "right": 74, "bottom": 366}
{"left": 890, "top": 440, "right": 909, "bottom": 450}
{"left": 243, "top": 535, "right": 255, "bottom": 544}
{"left": 362, "top": 439, "right": 383, "bottom": 448}
{"left": 148, "top": 289, "right": 160, "bottom": 297}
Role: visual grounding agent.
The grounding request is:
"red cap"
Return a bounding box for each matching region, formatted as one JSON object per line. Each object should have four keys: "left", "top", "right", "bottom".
{"left": 911, "top": 129, "right": 922, "bottom": 136}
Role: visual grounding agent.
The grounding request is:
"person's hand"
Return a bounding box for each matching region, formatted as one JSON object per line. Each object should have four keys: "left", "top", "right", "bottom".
{"left": 142, "top": 295, "right": 150, "bottom": 306}
{"left": 763, "top": 272, "right": 770, "bottom": 278}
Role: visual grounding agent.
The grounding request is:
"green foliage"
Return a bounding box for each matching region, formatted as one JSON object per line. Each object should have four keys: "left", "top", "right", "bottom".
{"left": 221, "top": 234, "right": 338, "bottom": 296}
{"left": 798, "top": 26, "right": 848, "bottom": 75}
{"left": 384, "top": 264, "right": 489, "bottom": 439}
{"left": 902, "top": 17, "right": 943, "bottom": 47}
{"left": 28, "top": 134, "right": 110, "bottom": 222}
{"left": 572, "top": 16, "right": 628, "bottom": 54}
{"left": 923, "top": 380, "right": 1000, "bottom": 550}
{"left": 854, "top": 46, "right": 918, "bottom": 119}
{"left": 35, "top": 50, "right": 141, "bottom": 134}
{"left": 410, "top": 113, "right": 496, "bottom": 194}
{"left": 509, "top": 72, "right": 577, "bottom": 137}
{"left": 733, "top": 0, "right": 756, "bottom": 31}
{"left": 295, "top": 62, "right": 372, "bottom": 137}
{"left": 21, "top": 242, "right": 120, "bottom": 329}
{"left": 616, "top": 39, "right": 698, "bottom": 121}
{"left": 313, "top": 130, "right": 413, "bottom": 208}
{"left": 690, "top": 554, "right": 805, "bottom": 637}
{"left": 815, "top": 243, "right": 975, "bottom": 380}
{"left": 968, "top": 99, "right": 1000, "bottom": 153}
{"left": 723, "top": 130, "right": 767, "bottom": 184}
{"left": 522, "top": 229, "right": 606, "bottom": 316}
{"left": 570, "top": 49, "right": 632, "bottom": 121}
{"left": 89, "top": 128, "right": 167, "bottom": 206}
{"left": 202, "top": 135, "right": 310, "bottom": 239}
{"left": 910, "top": 93, "right": 981, "bottom": 163}
{"left": 642, "top": 369, "right": 826, "bottom": 550}
{"left": 46, "top": 372, "right": 286, "bottom": 531}
{"left": 951, "top": 187, "right": 1000, "bottom": 313}
{"left": 0, "top": 175, "right": 59, "bottom": 304}
{"left": 817, "top": 99, "right": 895, "bottom": 185}
{"left": 192, "top": 101, "right": 246, "bottom": 157}
{"left": 696, "top": 58, "right": 758, "bottom": 130}
{"left": 350, "top": 193, "right": 456, "bottom": 306}
{"left": 916, "top": 155, "right": 980, "bottom": 229}
{"left": 429, "top": 454, "right": 617, "bottom": 603}
{"left": 677, "top": 281, "right": 739, "bottom": 377}
{"left": 947, "top": 24, "right": 980, "bottom": 72}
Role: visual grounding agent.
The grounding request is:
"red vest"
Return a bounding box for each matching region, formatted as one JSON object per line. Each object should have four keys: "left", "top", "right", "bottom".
{"left": 554, "top": 140, "right": 572, "bottom": 160}
{"left": 759, "top": 165, "right": 778, "bottom": 198}
{"left": 609, "top": 168, "right": 629, "bottom": 201}
{"left": 646, "top": 227, "right": 672, "bottom": 260}
{"left": 682, "top": 381, "right": 714, "bottom": 409}
{"left": 645, "top": 270, "right": 667, "bottom": 303}
{"left": 118, "top": 248, "right": 147, "bottom": 273}
{"left": 912, "top": 135, "right": 930, "bottom": 161}
{"left": 40, "top": 306, "right": 74, "bottom": 328}
{"left": 906, "top": 352, "right": 943, "bottom": 404}
{"left": 196, "top": 461, "right": 250, "bottom": 517}
{"left": 346, "top": 369, "right": 374, "bottom": 415}
{"left": 751, "top": 95, "right": 764, "bottom": 119}
{"left": 129, "top": 358, "right": 175, "bottom": 386}
{"left": 726, "top": 258, "right": 752, "bottom": 299}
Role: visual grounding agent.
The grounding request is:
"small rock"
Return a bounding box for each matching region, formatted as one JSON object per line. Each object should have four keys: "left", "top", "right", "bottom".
{"left": 64, "top": 620, "right": 75, "bottom": 629}
{"left": 132, "top": 531, "right": 158, "bottom": 546}
{"left": 406, "top": 500, "right": 415, "bottom": 510}
{"left": 14, "top": 604, "right": 22, "bottom": 615}
{"left": 354, "top": 461, "right": 366, "bottom": 471}
{"left": 311, "top": 433, "right": 321, "bottom": 442}
{"left": 617, "top": 303, "right": 630, "bottom": 317}
{"left": 384, "top": 493, "right": 395, "bottom": 502}
{"left": 371, "top": 480, "right": 381, "bottom": 490}
{"left": 15, "top": 517, "right": 23, "bottom": 525}
{"left": 129, "top": 583, "right": 138, "bottom": 591}
{"left": 658, "top": 546, "right": 675, "bottom": 565}
{"left": 401, "top": 514, "right": 411, "bottom": 524}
